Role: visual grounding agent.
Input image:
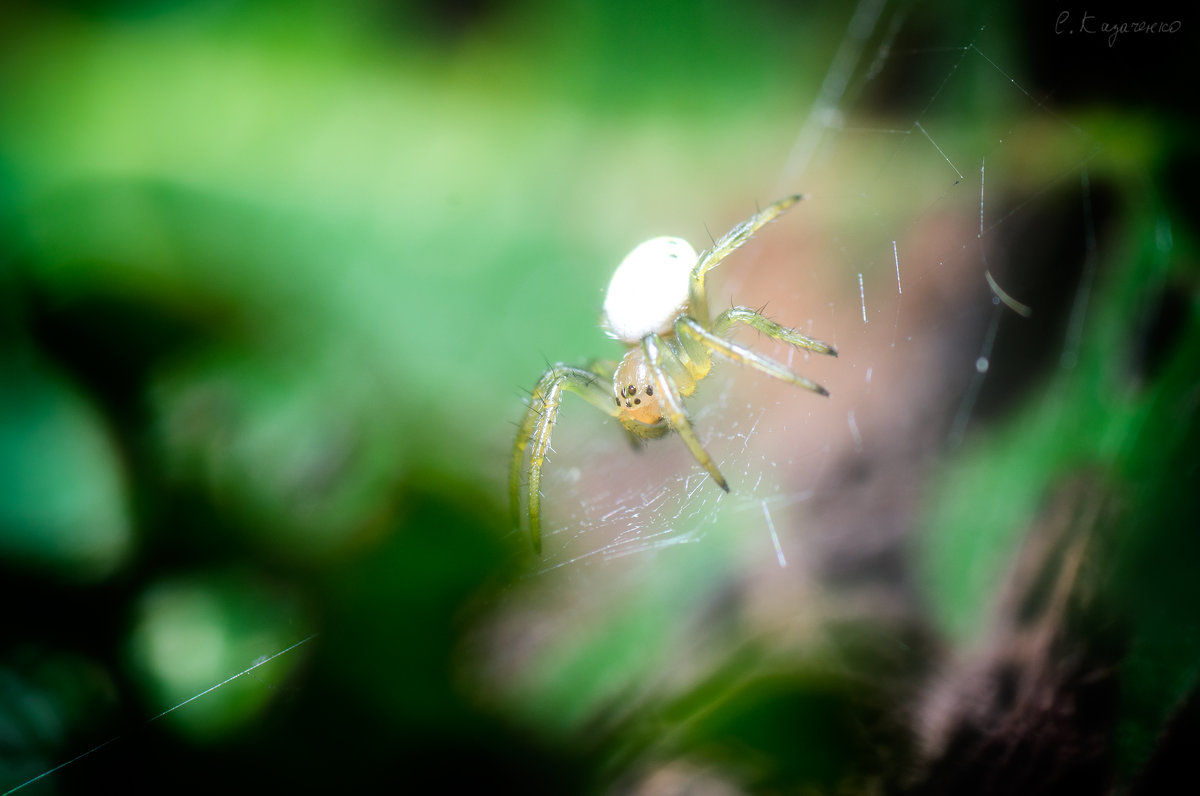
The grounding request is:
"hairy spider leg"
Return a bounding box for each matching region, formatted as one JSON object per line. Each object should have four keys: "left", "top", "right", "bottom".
{"left": 678, "top": 316, "right": 831, "bottom": 396}
{"left": 688, "top": 194, "right": 805, "bottom": 324}
{"left": 712, "top": 306, "right": 838, "bottom": 358}
{"left": 641, "top": 334, "right": 730, "bottom": 492}
{"left": 510, "top": 364, "right": 618, "bottom": 553}
{"left": 668, "top": 306, "right": 837, "bottom": 392}
{"left": 635, "top": 303, "right": 834, "bottom": 499}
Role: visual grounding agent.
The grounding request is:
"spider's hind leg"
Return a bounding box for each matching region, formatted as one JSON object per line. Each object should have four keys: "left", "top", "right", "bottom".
{"left": 510, "top": 363, "right": 618, "bottom": 553}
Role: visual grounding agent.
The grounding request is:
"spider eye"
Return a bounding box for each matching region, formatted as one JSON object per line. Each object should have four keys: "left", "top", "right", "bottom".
{"left": 645, "top": 385, "right": 653, "bottom": 396}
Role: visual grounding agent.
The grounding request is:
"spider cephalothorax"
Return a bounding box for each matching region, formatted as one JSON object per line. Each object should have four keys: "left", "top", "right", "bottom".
{"left": 511, "top": 195, "right": 837, "bottom": 552}
{"left": 612, "top": 349, "right": 663, "bottom": 425}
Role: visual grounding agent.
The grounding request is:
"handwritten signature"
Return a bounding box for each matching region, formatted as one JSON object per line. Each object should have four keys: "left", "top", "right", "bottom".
{"left": 1055, "top": 11, "right": 1182, "bottom": 47}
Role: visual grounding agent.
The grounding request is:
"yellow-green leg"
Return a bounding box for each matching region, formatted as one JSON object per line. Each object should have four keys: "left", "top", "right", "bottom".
{"left": 678, "top": 315, "right": 833, "bottom": 396}
{"left": 712, "top": 306, "right": 837, "bottom": 357}
{"left": 642, "top": 335, "right": 729, "bottom": 492}
{"left": 510, "top": 363, "right": 618, "bottom": 553}
{"left": 688, "top": 194, "right": 805, "bottom": 324}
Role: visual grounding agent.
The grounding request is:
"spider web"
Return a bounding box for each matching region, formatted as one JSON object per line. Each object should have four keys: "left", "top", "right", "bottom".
{"left": 532, "top": 364, "right": 836, "bottom": 571}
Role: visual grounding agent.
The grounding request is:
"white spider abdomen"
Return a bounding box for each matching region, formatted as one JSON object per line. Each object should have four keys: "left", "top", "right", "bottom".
{"left": 602, "top": 236, "right": 697, "bottom": 343}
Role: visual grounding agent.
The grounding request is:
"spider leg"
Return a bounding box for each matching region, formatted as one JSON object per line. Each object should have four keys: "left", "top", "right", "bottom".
{"left": 642, "top": 334, "right": 729, "bottom": 492}
{"left": 673, "top": 318, "right": 715, "bottom": 383}
{"left": 688, "top": 194, "right": 805, "bottom": 323}
{"left": 712, "top": 306, "right": 838, "bottom": 357}
{"left": 510, "top": 364, "right": 618, "bottom": 553}
{"left": 677, "top": 316, "right": 831, "bottom": 396}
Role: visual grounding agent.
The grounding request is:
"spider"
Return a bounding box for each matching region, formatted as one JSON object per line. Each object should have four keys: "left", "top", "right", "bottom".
{"left": 510, "top": 194, "right": 836, "bottom": 553}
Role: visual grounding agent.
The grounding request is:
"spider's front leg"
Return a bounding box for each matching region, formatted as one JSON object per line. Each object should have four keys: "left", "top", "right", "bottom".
{"left": 688, "top": 194, "right": 805, "bottom": 324}
{"left": 641, "top": 335, "right": 730, "bottom": 492}
{"left": 510, "top": 364, "right": 618, "bottom": 553}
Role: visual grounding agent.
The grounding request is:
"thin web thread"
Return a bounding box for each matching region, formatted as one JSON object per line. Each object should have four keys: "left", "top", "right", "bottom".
{"left": 3, "top": 634, "right": 318, "bottom": 796}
